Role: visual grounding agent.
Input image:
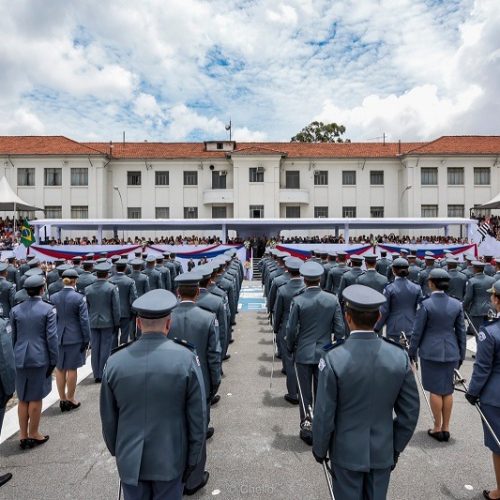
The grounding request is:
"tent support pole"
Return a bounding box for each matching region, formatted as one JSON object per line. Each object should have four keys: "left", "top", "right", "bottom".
{"left": 221, "top": 223, "right": 227, "bottom": 244}
{"left": 98, "top": 225, "right": 103, "bottom": 244}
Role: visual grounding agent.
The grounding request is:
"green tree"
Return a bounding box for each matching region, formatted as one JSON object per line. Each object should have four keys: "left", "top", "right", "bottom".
{"left": 291, "top": 121, "right": 350, "bottom": 143}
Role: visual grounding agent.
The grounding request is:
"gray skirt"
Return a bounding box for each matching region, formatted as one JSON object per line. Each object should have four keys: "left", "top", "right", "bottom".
{"left": 420, "top": 359, "right": 456, "bottom": 396}
{"left": 57, "top": 344, "right": 85, "bottom": 371}
{"left": 16, "top": 367, "right": 52, "bottom": 402}
{"left": 479, "top": 403, "right": 500, "bottom": 455}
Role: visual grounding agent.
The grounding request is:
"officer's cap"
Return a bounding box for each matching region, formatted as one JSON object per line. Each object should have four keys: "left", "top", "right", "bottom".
{"left": 146, "top": 254, "right": 157, "bottom": 263}
{"left": 429, "top": 268, "right": 450, "bottom": 280}
{"left": 26, "top": 255, "right": 35, "bottom": 261}
{"left": 95, "top": 262, "right": 112, "bottom": 273}
{"left": 328, "top": 252, "right": 337, "bottom": 258}
{"left": 320, "top": 251, "right": 328, "bottom": 257}
{"left": 0, "top": 263, "right": 8, "bottom": 273}
{"left": 175, "top": 272, "right": 202, "bottom": 286}
{"left": 132, "top": 289, "right": 178, "bottom": 319}
{"left": 342, "top": 284, "right": 386, "bottom": 312}
{"left": 424, "top": 255, "right": 436, "bottom": 262}
{"left": 391, "top": 253, "right": 400, "bottom": 258}
{"left": 111, "top": 255, "right": 121, "bottom": 263}
{"left": 425, "top": 251, "right": 435, "bottom": 257}
{"left": 196, "top": 265, "right": 213, "bottom": 280}
{"left": 363, "top": 253, "right": 377, "bottom": 261}
{"left": 446, "top": 258, "right": 458, "bottom": 265}
{"left": 53, "top": 258, "right": 65, "bottom": 265}
{"left": 407, "top": 254, "right": 417, "bottom": 260}
{"left": 350, "top": 255, "right": 364, "bottom": 264}
{"left": 487, "top": 281, "right": 500, "bottom": 295}
{"left": 96, "top": 257, "right": 107, "bottom": 264}
{"left": 472, "top": 260, "right": 485, "bottom": 268}
{"left": 155, "top": 255, "right": 164, "bottom": 262}
{"left": 337, "top": 251, "right": 348, "bottom": 258}
{"left": 24, "top": 267, "right": 44, "bottom": 278}
{"left": 62, "top": 269, "right": 79, "bottom": 279}
{"left": 28, "top": 258, "right": 40, "bottom": 268}
{"left": 134, "top": 250, "right": 142, "bottom": 256}
{"left": 284, "top": 257, "right": 303, "bottom": 271}
{"left": 299, "top": 261, "right": 324, "bottom": 280}
{"left": 116, "top": 259, "right": 129, "bottom": 266}
{"left": 392, "top": 258, "right": 409, "bottom": 268}
{"left": 400, "top": 249, "right": 409, "bottom": 255}
{"left": 72, "top": 256, "right": 82, "bottom": 263}
{"left": 85, "top": 253, "right": 95, "bottom": 259}
{"left": 56, "top": 264, "right": 71, "bottom": 274}
{"left": 130, "top": 258, "right": 144, "bottom": 267}
{"left": 162, "top": 252, "right": 170, "bottom": 258}
{"left": 83, "top": 259, "right": 94, "bottom": 267}
{"left": 24, "top": 274, "right": 45, "bottom": 289}
{"left": 465, "top": 255, "right": 474, "bottom": 262}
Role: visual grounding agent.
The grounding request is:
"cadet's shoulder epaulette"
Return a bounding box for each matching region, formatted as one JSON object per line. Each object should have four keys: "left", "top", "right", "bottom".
{"left": 173, "top": 337, "right": 196, "bottom": 350}
{"left": 382, "top": 337, "right": 406, "bottom": 350}
{"left": 110, "top": 340, "right": 134, "bottom": 356}
{"left": 293, "top": 288, "right": 306, "bottom": 297}
{"left": 323, "top": 338, "right": 345, "bottom": 352}
{"left": 43, "top": 298, "right": 54, "bottom": 306}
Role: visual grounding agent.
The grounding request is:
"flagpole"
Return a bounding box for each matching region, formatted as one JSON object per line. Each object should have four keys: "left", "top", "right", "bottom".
{"left": 13, "top": 202, "right": 16, "bottom": 240}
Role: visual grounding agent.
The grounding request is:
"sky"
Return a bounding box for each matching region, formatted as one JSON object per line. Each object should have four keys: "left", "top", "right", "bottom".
{"left": 0, "top": 0, "right": 498, "bottom": 142}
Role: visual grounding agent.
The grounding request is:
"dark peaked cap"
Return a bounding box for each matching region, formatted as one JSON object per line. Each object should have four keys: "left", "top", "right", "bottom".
{"left": 342, "top": 284, "right": 386, "bottom": 312}
{"left": 132, "top": 289, "right": 178, "bottom": 319}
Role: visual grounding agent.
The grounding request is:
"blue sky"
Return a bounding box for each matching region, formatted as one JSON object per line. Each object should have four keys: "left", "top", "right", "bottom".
{"left": 0, "top": 0, "right": 498, "bottom": 142}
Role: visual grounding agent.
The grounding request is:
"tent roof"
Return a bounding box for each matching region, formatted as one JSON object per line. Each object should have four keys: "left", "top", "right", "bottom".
{"left": 481, "top": 192, "right": 500, "bottom": 209}
{"left": 0, "top": 176, "right": 44, "bottom": 211}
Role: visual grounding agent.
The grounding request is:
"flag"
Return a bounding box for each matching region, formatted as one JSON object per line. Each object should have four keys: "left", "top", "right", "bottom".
{"left": 20, "top": 218, "right": 34, "bottom": 247}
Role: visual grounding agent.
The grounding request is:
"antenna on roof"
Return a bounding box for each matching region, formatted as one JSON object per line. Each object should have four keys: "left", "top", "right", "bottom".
{"left": 225, "top": 118, "right": 232, "bottom": 141}
{"left": 383, "top": 132, "right": 386, "bottom": 146}
{"left": 123, "top": 131, "right": 125, "bottom": 145}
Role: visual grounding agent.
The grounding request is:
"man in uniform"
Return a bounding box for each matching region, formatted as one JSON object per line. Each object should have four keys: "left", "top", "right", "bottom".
{"left": 170, "top": 273, "right": 220, "bottom": 495}
{"left": 0, "top": 263, "right": 16, "bottom": 317}
{"left": 419, "top": 255, "right": 437, "bottom": 297}
{"left": 321, "top": 252, "right": 337, "bottom": 290}
{"left": 484, "top": 255, "right": 496, "bottom": 277}
{"left": 170, "top": 252, "right": 183, "bottom": 287}
{"left": 129, "top": 259, "right": 150, "bottom": 297}
{"left": 312, "top": 284, "right": 420, "bottom": 500}
{"left": 71, "top": 256, "right": 84, "bottom": 275}
{"left": 356, "top": 253, "right": 387, "bottom": 293}
{"left": 386, "top": 253, "right": 400, "bottom": 283}
{"left": 47, "top": 258, "right": 65, "bottom": 286}
{"left": 143, "top": 255, "right": 162, "bottom": 290}
{"left": 163, "top": 252, "right": 177, "bottom": 285}
{"left": 85, "top": 262, "right": 120, "bottom": 382}
{"left": 375, "top": 250, "right": 391, "bottom": 277}
{"left": 407, "top": 254, "right": 421, "bottom": 284}
{"left": 493, "top": 258, "right": 500, "bottom": 282}
{"left": 286, "top": 261, "right": 345, "bottom": 444}
{"left": 100, "top": 289, "right": 207, "bottom": 500}
{"left": 76, "top": 260, "right": 97, "bottom": 294}
{"left": 5, "top": 255, "right": 19, "bottom": 287}
{"left": 325, "top": 251, "right": 349, "bottom": 294}
{"left": 110, "top": 259, "right": 138, "bottom": 346}
{"left": 155, "top": 255, "right": 172, "bottom": 291}
{"left": 47, "top": 264, "right": 71, "bottom": 298}
{"left": 446, "top": 258, "right": 468, "bottom": 301}
{"left": 338, "top": 255, "right": 365, "bottom": 300}
{"left": 267, "top": 253, "right": 291, "bottom": 322}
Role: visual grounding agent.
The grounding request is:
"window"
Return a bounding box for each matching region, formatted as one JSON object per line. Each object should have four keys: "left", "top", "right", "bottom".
{"left": 45, "top": 206, "right": 62, "bottom": 219}
{"left": 448, "top": 204, "right": 464, "bottom": 217}
{"left": 71, "top": 205, "right": 88, "bottom": 219}
{"left": 127, "top": 171, "right": 141, "bottom": 186}
{"left": 70, "top": 168, "right": 88, "bottom": 186}
{"left": 370, "top": 206, "right": 384, "bottom": 218}
{"left": 447, "top": 167, "right": 464, "bottom": 185}
{"left": 212, "top": 206, "right": 227, "bottom": 218}
{"left": 44, "top": 168, "right": 62, "bottom": 186}
{"left": 370, "top": 171, "right": 384, "bottom": 185}
{"left": 342, "top": 171, "right": 356, "bottom": 185}
{"left": 155, "top": 171, "right": 169, "bottom": 186}
{"left": 249, "top": 167, "right": 264, "bottom": 182}
{"left": 216, "top": 142, "right": 223, "bottom": 150}
{"left": 18, "top": 210, "right": 35, "bottom": 220}
{"left": 212, "top": 171, "right": 227, "bottom": 189}
{"left": 155, "top": 207, "right": 170, "bottom": 218}
{"left": 18, "top": 168, "right": 35, "bottom": 186}
{"left": 314, "top": 170, "right": 328, "bottom": 186}
{"left": 183, "top": 171, "right": 198, "bottom": 186}
{"left": 285, "top": 171, "right": 300, "bottom": 189}
{"left": 474, "top": 167, "right": 491, "bottom": 185}
{"left": 250, "top": 205, "right": 264, "bottom": 218}
{"left": 127, "top": 207, "right": 142, "bottom": 219}
{"left": 421, "top": 205, "right": 438, "bottom": 217}
{"left": 314, "top": 206, "right": 328, "bottom": 218}
{"left": 473, "top": 204, "right": 491, "bottom": 217}
{"left": 285, "top": 206, "right": 300, "bottom": 218}
{"left": 421, "top": 167, "right": 438, "bottom": 185}
{"left": 343, "top": 206, "right": 356, "bottom": 217}
{"left": 184, "top": 207, "right": 198, "bottom": 219}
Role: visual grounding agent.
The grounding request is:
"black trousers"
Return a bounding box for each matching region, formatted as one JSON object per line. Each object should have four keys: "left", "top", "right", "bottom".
{"left": 295, "top": 362, "right": 319, "bottom": 422}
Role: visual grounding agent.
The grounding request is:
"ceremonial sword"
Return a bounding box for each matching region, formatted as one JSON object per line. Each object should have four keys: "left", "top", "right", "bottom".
{"left": 117, "top": 479, "right": 122, "bottom": 500}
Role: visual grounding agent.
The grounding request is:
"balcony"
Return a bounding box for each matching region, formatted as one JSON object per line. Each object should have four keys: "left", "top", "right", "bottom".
{"left": 203, "top": 189, "right": 234, "bottom": 205}
{"left": 279, "top": 189, "right": 310, "bottom": 204}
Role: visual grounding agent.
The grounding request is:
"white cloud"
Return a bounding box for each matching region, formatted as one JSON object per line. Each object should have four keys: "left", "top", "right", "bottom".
{"left": 232, "top": 127, "right": 268, "bottom": 142}
{"left": 133, "top": 93, "right": 163, "bottom": 118}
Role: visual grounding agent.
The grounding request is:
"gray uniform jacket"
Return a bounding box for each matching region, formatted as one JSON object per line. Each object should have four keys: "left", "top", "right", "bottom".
{"left": 463, "top": 273, "right": 496, "bottom": 317}
{"left": 313, "top": 332, "right": 420, "bottom": 470}
{"left": 273, "top": 278, "right": 305, "bottom": 337}
{"left": 173, "top": 260, "right": 183, "bottom": 276}
{"left": 197, "top": 288, "right": 228, "bottom": 352}
{"left": 48, "top": 279, "right": 64, "bottom": 298}
{"left": 268, "top": 272, "right": 290, "bottom": 313}
{"left": 10, "top": 297, "right": 58, "bottom": 368}
{"left": 46, "top": 268, "right": 60, "bottom": 286}
{"left": 409, "top": 292, "right": 466, "bottom": 363}
{"left": 447, "top": 269, "right": 468, "bottom": 300}
{"left": 170, "top": 302, "right": 221, "bottom": 396}
{"left": 375, "top": 258, "right": 391, "bottom": 277}
{"left": 0, "top": 316, "right": 16, "bottom": 404}
{"left": 286, "top": 287, "right": 345, "bottom": 364}
{"left": 130, "top": 271, "right": 150, "bottom": 297}
{"left": 419, "top": 266, "right": 435, "bottom": 297}
{"left": 6, "top": 264, "right": 19, "bottom": 287}
{"left": 375, "top": 278, "right": 423, "bottom": 338}
{"left": 338, "top": 268, "right": 365, "bottom": 301}
{"left": 408, "top": 264, "right": 421, "bottom": 284}
{"left": 100, "top": 334, "right": 207, "bottom": 485}
{"left": 468, "top": 318, "right": 500, "bottom": 406}
{"left": 356, "top": 269, "right": 388, "bottom": 293}
{"left": 110, "top": 273, "right": 138, "bottom": 318}
{"left": 0, "top": 277, "right": 15, "bottom": 316}
{"left": 51, "top": 287, "right": 91, "bottom": 346}
{"left": 484, "top": 263, "right": 496, "bottom": 277}
{"left": 326, "top": 264, "right": 349, "bottom": 294}
{"left": 155, "top": 265, "right": 172, "bottom": 291}
{"left": 85, "top": 280, "right": 120, "bottom": 329}
{"left": 143, "top": 267, "right": 162, "bottom": 291}
{"left": 76, "top": 271, "right": 97, "bottom": 294}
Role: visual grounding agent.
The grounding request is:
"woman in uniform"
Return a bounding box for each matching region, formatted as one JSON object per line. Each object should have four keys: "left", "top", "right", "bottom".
{"left": 409, "top": 268, "right": 466, "bottom": 442}
{"left": 466, "top": 280, "right": 500, "bottom": 500}
{"left": 10, "top": 275, "right": 58, "bottom": 449}
{"left": 51, "top": 269, "right": 90, "bottom": 412}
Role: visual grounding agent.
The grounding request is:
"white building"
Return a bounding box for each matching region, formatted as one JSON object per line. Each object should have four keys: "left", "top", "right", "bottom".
{"left": 0, "top": 135, "right": 499, "bottom": 238}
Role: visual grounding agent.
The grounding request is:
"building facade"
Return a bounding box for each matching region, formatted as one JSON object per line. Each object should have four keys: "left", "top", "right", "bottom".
{"left": 0, "top": 136, "right": 499, "bottom": 237}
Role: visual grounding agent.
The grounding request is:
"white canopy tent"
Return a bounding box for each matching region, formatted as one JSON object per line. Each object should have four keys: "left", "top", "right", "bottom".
{"left": 480, "top": 192, "right": 500, "bottom": 209}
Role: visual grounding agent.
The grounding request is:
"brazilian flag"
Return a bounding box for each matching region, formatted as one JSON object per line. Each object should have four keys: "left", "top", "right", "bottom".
{"left": 20, "top": 218, "right": 34, "bottom": 248}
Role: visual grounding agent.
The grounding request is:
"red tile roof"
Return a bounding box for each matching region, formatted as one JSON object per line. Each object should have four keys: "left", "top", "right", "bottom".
{"left": 406, "top": 136, "right": 500, "bottom": 155}
{"left": 0, "top": 136, "right": 103, "bottom": 155}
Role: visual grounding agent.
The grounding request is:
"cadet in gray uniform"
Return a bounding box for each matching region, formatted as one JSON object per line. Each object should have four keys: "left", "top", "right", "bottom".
{"left": 375, "top": 250, "right": 391, "bottom": 277}
{"left": 110, "top": 259, "right": 138, "bottom": 346}
{"left": 338, "top": 255, "right": 365, "bottom": 300}
{"left": 85, "top": 262, "right": 120, "bottom": 382}
{"left": 407, "top": 255, "right": 421, "bottom": 284}
{"left": 267, "top": 253, "right": 291, "bottom": 324}
{"left": 464, "top": 261, "right": 496, "bottom": 335}
{"left": 385, "top": 252, "right": 400, "bottom": 284}
{"left": 71, "top": 256, "right": 84, "bottom": 275}
{"left": 484, "top": 255, "right": 496, "bottom": 277}
{"left": 143, "top": 255, "right": 162, "bottom": 290}
{"left": 170, "top": 252, "right": 183, "bottom": 288}
{"left": 446, "top": 258, "right": 468, "bottom": 300}
{"left": 0, "top": 263, "right": 16, "bottom": 317}
{"left": 326, "top": 251, "right": 349, "bottom": 294}
{"left": 273, "top": 257, "right": 304, "bottom": 405}
{"left": 46, "top": 258, "right": 65, "bottom": 286}
{"left": 5, "top": 255, "right": 20, "bottom": 287}
{"left": 419, "top": 255, "right": 438, "bottom": 297}
{"left": 466, "top": 280, "right": 500, "bottom": 500}
{"left": 47, "top": 264, "right": 71, "bottom": 298}
{"left": 375, "top": 258, "right": 423, "bottom": 343}
{"left": 51, "top": 269, "right": 90, "bottom": 412}
{"left": 493, "top": 259, "right": 500, "bottom": 282}
{"left": 286, "top": 261, "right": 345, "bottom": 445}
{"left": 155, "top": 255, "right": 172, "bottom": 291}
{"left": 0, "top": 307, "right": 15, "bottom": 487}
{"left": 409, "top": 269, "right": 466, "bottom": 442}
{"left": 313, "top": 284, "right": 419, "bottom": 500}
{"left": 10, "top": 275, "right": 58, "bottom": 449}
{"left": 129, "top": 259, "right": 150, "bottom": 298}
{"left": 170, "top": 273, "right": 220, "bottom": 495}
{"left": 100, "top": 289, "right": 207, "bottom": 500}
{"left": 356, "top": 253, "right": 388, "bottom": 293}
{"left": 76, "top": 260, "right": 97, "bottom": 294}
{"left": 163, "top": 252, "right": 177, "bottom": 284}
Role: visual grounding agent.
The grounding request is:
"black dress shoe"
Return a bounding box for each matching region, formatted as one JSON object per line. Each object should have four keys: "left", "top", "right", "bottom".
{"left": 67, "top": 401, "right": 81, "bottom": 411}
{"left": 206, "top": 427, "right": 214, "bottom": 440}
{"left": 284, "top": 394, "right": 299, "bottom": 405}
{"left": 229, "top": 338, "right": 235, "bottom": 343}
{"left": 0, "top": 473, "right": 12, "bottom": 487}
{"left": 94, "top": 378, "right": 102, "bottom": 383}
{"left": 442, "top": 431, "right": 450, "bottom": 442}
{"left": 281, "top": 368, "right": 286, "bottom": 375}
{"left": 28, "top": 435, "right": 49, "bottom": 447}
{"left": 427, "top": 430, "right": 444, "bottom": 442}
{"left": 184, "top": 471, "right": 210, "bottom": 496}
{"left": 59, "top": 401, "right": 69, "bottom": 412}
{"left": 19, "top": 439, "right": 29, "bottom": 450}
{"left": 223, "top": 354, "right": 231, "bottom": 361}
{"left": 211, "top": 394, "right": 221, "bottom": 405}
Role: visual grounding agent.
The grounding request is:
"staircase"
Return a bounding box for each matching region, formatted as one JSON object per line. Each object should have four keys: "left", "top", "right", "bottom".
{"left": 252, "top": 257, "right": 262, "bottom": 280}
